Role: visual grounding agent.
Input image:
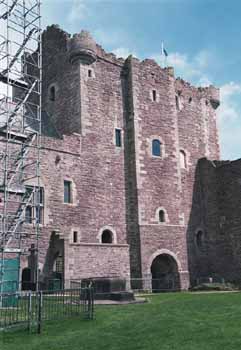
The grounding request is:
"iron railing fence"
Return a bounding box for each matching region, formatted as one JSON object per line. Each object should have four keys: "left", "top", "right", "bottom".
{"left": 0, "top": 278, "right": 65, "bottom": 293}
{"left": 0, "top": 287, "right": 94, "bottom": 333}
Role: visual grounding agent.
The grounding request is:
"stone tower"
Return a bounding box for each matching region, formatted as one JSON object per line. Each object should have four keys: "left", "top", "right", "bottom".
{"left": 19, "top": 25, "right": 221, "bottom": 290}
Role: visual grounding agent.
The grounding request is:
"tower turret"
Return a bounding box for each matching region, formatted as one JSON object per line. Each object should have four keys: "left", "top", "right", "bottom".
{"left": 68, "top": 30, "right": 97, "bottom": 65}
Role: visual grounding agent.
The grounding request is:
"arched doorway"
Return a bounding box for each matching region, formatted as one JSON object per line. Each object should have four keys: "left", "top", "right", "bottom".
{"left": 151, "top": 254, "right": 181, "bottom": 292}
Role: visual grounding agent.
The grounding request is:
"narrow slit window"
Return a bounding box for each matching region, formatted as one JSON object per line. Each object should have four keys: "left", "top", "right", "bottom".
{"left": 180, "top": 150, "right": 187, "bottom": 169}
{"left": 175, "top": 95, "right": 179, "bottom": 110}
{"left": 115, "top": 129, "right": 122, "bottom": 147}
{"left": 88, "top": 69, "right": 92, "bottom": 78}
{"left": 152, "top": 90, "right": 157, "bottom": 102}
{"left": 49, "top": 86, "right": 55, "bottom": 101}
{"left": 73, "top": 231, "right": 78, "bottom": 243}
{"left": 64, "top": 180, "right": 72, "bottom": 204}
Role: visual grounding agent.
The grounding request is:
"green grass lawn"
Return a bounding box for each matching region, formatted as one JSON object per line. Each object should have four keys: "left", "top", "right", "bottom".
{"left": 2, "top": 292, "right": 241, "bottom": 350}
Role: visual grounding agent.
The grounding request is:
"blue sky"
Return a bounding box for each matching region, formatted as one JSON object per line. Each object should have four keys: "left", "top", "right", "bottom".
{"left": 42, "top": 0, "right": 241, "bottom": 160}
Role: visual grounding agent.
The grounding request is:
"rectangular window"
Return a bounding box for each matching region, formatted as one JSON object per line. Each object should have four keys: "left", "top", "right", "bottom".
{"left": 115, "top": 129, "right": 122, "bottom": 147}
{"left": 64, "top": 180, "right": 72, "bottom": 203}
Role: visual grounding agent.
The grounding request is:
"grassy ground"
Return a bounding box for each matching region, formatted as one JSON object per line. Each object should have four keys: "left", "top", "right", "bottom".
{"left": 2, "top": 292, "right": 241, "bottom": 350}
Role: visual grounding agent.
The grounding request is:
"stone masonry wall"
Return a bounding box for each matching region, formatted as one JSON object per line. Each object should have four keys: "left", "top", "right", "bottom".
{"left": 11, "top": 25, "right": 224, "bottom": 289}
{"left": 21, "top": 26, "right": 131, "bottom": 282}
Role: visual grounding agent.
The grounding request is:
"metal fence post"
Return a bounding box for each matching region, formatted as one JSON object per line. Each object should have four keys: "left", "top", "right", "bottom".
{"left": 37, "top": 291, "right": 43, "bottom": 334}
{"left": 27, "top": 291, "right": 32, "bottom": 332}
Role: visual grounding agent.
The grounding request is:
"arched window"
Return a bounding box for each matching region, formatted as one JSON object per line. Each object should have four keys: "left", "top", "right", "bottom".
{"left": 152, "top": 139, "right": 161, "bottom": 157}
{"left": 49, "top": 86, "right": 55, "bottom": 101}
{"left": 196, "top": 230, "right": 204, "bottom": 250}
{"left": 180, "top": 150, "right": 187, "bottom": 169}
{"left": 159, "top": 210, "right": 165, "bottom": 223}
{"left": 101, "top": 229, "right": 113, "bottom": 244}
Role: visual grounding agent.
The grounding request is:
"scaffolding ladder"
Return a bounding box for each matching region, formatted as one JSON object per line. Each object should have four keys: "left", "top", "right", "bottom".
{"left": 0, "top": 0, "right": 42, "bottom": 302}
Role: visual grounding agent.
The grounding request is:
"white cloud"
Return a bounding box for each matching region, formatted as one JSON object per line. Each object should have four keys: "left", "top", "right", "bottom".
{"left": 112, "top": 47, "right": 136, "bottom": 59}
{"left": 219, "top": 82, "right": 241, "bottom": 122}
{"left": 218, "top": 82, "right": 241, "bottom": 160}
{"left": 194, "top": 50, "right": 210, "bottom": 68}
{"left": 151, "top": 49, "right": 213, "bottom": 87}
{"left": 67, "top": 0, "right": 89, "bottom": 22}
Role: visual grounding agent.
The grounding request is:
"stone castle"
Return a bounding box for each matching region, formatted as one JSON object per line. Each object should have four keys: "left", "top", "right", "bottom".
{"left": 16, "top": 24, "right": 241, "bottom": 291}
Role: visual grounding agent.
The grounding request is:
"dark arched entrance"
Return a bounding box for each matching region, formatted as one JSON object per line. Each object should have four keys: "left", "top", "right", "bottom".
{"left": 151, "top": 254, "right": 181, "bottom": 292}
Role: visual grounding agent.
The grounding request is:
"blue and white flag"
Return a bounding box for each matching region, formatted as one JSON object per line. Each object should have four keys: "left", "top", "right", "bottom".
{"left": 161, "top": 43, "right": 168, "bottom": 57}
{"left": 163, "top": 48, "right": 168, "bottom": 57}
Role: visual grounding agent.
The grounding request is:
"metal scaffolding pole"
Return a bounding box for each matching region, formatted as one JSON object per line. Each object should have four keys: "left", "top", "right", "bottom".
{"left": 0, "top": 0, "right": 41, "bottom": 304}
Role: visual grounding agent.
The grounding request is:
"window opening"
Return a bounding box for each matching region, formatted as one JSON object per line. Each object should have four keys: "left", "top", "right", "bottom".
{"left": 152, "top": 90, "right": 157, "bottom": 102}
{"left": 159, "top": 210, "right": 165, "bottom": 223}
{"left": 115, "top": 129, "right": 122, "bottom": 147}
{"left": 180, "top": 150, "right": 187, "bottom": 169}
{"left": 101, "top": 230, "right": 113, "bottom": 244}
{"left": 64, "top": 180, "right": 72, "bottom": 204}
{"left": 49, "top": 86, "right": 55, "bottom": 101}
{"left": 152, "top": 139, "right": 161, "bottom": 157}
{"left": 73, "top": 231, "right": 78, "bottom": 243}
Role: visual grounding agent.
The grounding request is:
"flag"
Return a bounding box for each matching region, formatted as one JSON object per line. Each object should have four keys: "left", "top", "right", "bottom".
{"left": 161, "top": 43, "right": 168, "bottom": 58}
{"left": 163, "top": 48, "right": 168, "bottom": 57}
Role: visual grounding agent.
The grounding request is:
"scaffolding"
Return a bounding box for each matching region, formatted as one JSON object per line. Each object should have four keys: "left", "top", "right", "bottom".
{"left": 0, "top": 0, "right": 41, "bottom": 302}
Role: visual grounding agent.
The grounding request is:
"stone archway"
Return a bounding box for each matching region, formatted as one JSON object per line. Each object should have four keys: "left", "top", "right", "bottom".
{"left": 151, "top": 253, "right": 181, "bottom": 292}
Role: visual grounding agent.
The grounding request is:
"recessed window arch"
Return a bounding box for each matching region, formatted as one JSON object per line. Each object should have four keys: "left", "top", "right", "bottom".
{"left": 196, "top": 229, "right": 205, "bottom": 251}
{"left": 101, "top": 229, "right": 113, "bottom": 244}
{"left": 155, "top": 207, "right": 168, "bottom": 224}
{"left": 159, "top": 209, "right": 165, "bottom": 223}
{"left": 152, "top": 139, "right": 161, "bottom": 157}
{"left": 97, "top": 226, "right": 117, "bottom": 244}
{"left": 180, "top": 149, "right": 187, "bottom": 169}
